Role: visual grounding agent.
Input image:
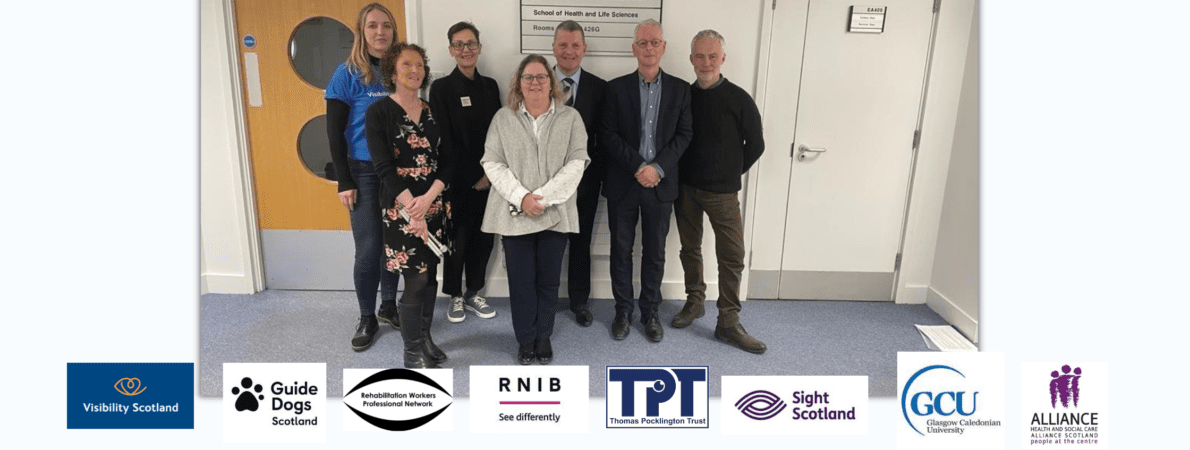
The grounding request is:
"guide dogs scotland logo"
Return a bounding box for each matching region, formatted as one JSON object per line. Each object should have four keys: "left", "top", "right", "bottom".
{"left": 606, "top": 366, "right": 708, "bottom": 428}
{"left": 66, "top": 363, "right": 194, "bottom": 429}
{"left": 342, "top": 368, "right": 454, "bottom": 432}
{"left": 722, "top": 376, "right": 868, "bottom": 435}
{"left": 222, "top": 363, "right": 326, "bottom": 443}
{"left": 897, "top": 352, "right": 1004, "bottom": 450}
{"left": 1020, "top": 362, "right": 1109, "bottom": 448}
{"left": 468, "top": 365, "right": 589, "bottom": 433}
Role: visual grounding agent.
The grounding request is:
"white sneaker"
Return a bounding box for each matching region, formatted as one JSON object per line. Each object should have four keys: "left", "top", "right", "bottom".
{"left": 447, "top": 296, "right": 466, "bottom": 323}
{"left": 464, "top": 295, "right": 496, "bottom": 319}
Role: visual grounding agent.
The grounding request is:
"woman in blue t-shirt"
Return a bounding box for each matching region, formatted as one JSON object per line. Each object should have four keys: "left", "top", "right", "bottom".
{"left": 325, "top": 3, "right": 402, "bottom": 352}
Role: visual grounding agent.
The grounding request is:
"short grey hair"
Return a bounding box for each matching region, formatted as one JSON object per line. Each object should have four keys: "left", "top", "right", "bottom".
{"left": 554, "top": 20, "right": 586, "bottom": 43}
{"left": 634, "top": 19, "right": 663, "bottom": 38}
{"left": 690, "top": 29, "right": 725, "bottom": 52}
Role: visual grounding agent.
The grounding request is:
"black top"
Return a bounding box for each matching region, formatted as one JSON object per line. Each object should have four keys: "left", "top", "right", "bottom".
{"left": 364, "top": 97, "right": 454, "bottom": 210}
{"left": 681, "top": 77, "right": 765, "bottom": 193}
{"left": 428, "top": 67, "right": 501, "bottom": 189}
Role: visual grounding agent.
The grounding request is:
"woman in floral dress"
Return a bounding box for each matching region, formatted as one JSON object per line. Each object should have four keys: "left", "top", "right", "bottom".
{"left": 365, "top": 42, "right": 453, "bottom": 368}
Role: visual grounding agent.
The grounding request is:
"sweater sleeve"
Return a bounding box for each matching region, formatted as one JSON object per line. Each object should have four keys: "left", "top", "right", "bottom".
{"left": 481, "top": 113, "right": 532, "bottom": 207}
{"left": 326, "top": 99, "right": 356, "bottom": 191}
{"left": 535, "top": 113, "right": 590, "bottom": 206}
{"left": 738, "top": 89, "right": 765, "bottom": 174}
{"left": 365, "top": 101, "right": 407, "bottom": 201}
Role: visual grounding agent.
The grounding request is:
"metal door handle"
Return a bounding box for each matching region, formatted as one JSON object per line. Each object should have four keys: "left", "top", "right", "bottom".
{"left": 796, "top": 145, "right": 827, "bottom": 161}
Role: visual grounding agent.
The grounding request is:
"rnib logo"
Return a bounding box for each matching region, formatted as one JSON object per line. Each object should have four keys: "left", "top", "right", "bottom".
{"left": 735, "top": 390, "right": 787, "bottom": 420}
{"left": 901, "top": 365, "right": 979, "bottom": 436}
{"left": 609, "top": 368, "right": 705, "bottom": 417}
{"left": 1049, "top": 365, "right": 1082, "bottom": 408}
{"left": 231, "top": 377, "right": 265, "bottom": 412}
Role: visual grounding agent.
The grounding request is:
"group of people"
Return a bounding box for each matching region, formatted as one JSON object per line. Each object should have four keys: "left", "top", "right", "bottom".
{"left": 328, "top": 3, "right": 767, "bottom": 369}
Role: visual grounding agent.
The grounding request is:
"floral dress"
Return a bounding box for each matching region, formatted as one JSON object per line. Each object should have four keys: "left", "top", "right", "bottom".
{"left": 364, "top": 97, "right": 453, "bottom": 274}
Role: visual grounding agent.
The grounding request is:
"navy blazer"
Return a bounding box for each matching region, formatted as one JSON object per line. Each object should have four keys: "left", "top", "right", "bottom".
{"left": 566, "top": 68, "right": 609, "bottom": 186}
{"left": 600, "top": 69, "right": 693, "bottom": 202}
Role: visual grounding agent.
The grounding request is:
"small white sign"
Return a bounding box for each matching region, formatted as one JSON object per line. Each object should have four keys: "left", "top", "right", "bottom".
{"left": 1020, "top": 362, "right": 1109, "bottom": 448}
{"left": 222, "top": 363, "right": 326, "bottom": 443}
{"left": 469, "top": 365, "right": 589, "bottom": 433}
{"left": 849, "top": 5, "right": 887, "bottom": 33}
{"left": 342, "top": 368, "right": 454, "bottom": 432}
{"left": 520, "top": 0, "right": 664, "bottom": 55}
{"left": 722, "top": 376, "right": 869, "bottom": 435}
{"left": 897, "top": 352, "right": 1005, "bottom": 450}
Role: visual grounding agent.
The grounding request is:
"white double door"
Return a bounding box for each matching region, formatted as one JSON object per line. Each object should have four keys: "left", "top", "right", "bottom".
{"left": 750, "top": 0, "right": 936, "bottom": 300}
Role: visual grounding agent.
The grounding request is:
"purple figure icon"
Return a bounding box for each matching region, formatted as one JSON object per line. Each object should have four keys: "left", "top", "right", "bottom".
{"left": 1049, "top": 365, "right": 1082, "bottom": 408}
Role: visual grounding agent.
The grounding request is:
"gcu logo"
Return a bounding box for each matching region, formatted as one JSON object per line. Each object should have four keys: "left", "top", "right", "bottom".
{"left": 901, "top": 365, "right": 979, "bottom": 435}
{"left": 608, "top": 368, "right": 706, "bottom": 417}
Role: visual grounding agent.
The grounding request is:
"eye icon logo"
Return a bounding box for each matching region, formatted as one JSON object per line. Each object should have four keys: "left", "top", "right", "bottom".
{"left": 735, "top": 390, "right": 786, "bottom": 420}
{"left": 114, "top": 377, "right": 146, "bottom": 396}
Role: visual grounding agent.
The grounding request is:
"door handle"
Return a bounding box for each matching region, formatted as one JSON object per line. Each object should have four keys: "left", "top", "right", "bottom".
{"left": 795, "top": 144, "right": 827, "bottom": 161}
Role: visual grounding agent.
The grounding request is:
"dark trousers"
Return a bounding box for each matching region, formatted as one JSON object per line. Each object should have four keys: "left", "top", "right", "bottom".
{"left": 566, "top": 171, "right": 603, "bottom": 309}
{"left": 675, "top": 184, "right": 745, "bottom": 327}
{"left": 503, "top": 231, "right": 567, "bottom": 345}
{"left": 347, "top": 159, "right": 400, "bottom": 316}
{"left": 608, "top": 188, "right": 673, "bottom": 321}
{"left": 443, "top": 188, "right": 494, "bottom": 297}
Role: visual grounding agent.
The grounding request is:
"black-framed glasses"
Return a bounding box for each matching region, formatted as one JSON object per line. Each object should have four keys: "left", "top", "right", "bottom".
{"left": 634, "top": 39, "right": 663, "bottom": 49}
{"left": 520, "top": 74, "right": 549, "bottom": 84}
{"left": 450, "top": 41, "right": 480, "bottom": 50}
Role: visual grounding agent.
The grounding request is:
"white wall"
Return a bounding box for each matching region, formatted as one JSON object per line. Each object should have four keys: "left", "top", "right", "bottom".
{"left": 201, "top": 0, "right": 260, "bottom": 294}
{"left": 927, "top": 7, "right": 979, "bottom": 342}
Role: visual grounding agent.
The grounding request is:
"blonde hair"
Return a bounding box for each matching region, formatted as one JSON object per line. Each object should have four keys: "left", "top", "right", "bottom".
{"left": 346, "top": 3, "right": 397, "bottom": 86}
{"left": 506, "top": 54, "right": 563, "bottom": 109}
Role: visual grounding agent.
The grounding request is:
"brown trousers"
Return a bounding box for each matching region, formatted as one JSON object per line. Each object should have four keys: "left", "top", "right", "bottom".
{"left": 674, "top": 184, "right": 746, "bottom": 327}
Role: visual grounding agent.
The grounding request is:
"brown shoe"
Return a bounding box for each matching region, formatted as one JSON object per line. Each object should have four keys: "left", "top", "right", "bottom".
{"left": 715, "top": 324, "right": 767, "bottom": 354}
{"left": 670, "top": 301, "right": 705, "bottom": 328}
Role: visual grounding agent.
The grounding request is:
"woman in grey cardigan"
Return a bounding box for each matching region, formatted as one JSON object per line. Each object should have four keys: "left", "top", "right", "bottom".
{"left": 480, "top": 54, "right": 590, "bottom": 365}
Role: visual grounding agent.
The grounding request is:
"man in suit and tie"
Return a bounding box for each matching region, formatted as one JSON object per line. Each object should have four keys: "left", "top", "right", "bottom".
{"left": 552, "top": 20, "right": 608, "bottom": 328}
{"left": 601, "top": 19, "right": 693, "bottom": 342}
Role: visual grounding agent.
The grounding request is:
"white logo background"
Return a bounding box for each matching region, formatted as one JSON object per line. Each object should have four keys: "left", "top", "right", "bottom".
{"left": 721, "top": 375, "right": 868, "bottom": 435}
{"left": 897, "top": 352, "right": 1004, "bottom": 450}
{"left": 469, "top": 365, "right": 588, "bottom": 433}
{"left": 222, "top": 362, "right": 326, "bottom": 443}
{"left": 1020, "top": 362, "right": 1109, "bottom": 448}
{"left": 342, "top": 368, "right": 453, "bottom": 432}
{"left": 606, "top": 366, "right": 708, "bottom": 428}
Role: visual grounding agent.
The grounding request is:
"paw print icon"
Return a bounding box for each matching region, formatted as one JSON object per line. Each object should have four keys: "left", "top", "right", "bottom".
{"left": 231, "top": 377, "right": 265, "bottom": 412}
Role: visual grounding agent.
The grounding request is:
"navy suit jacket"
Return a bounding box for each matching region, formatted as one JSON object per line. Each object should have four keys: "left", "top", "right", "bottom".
{"left": 600, "top": 69, "right": 693, "bottom": 203}
{"left": 567, "top": 68, "right": 608, "bottom": 187}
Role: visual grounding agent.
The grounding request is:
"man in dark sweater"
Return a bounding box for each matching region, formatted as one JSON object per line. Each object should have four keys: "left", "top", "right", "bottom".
{"left": 671, "top": 30, "right": 767, "bottom": 354}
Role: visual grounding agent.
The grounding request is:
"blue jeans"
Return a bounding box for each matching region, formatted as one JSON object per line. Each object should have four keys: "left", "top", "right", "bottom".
{"left": 348, "top": 159, "right": 400, "bottom": 316}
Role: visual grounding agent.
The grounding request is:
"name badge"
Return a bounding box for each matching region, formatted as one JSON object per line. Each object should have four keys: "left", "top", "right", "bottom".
{"left": 460, "top": 96, "right": 472, "bottom": 107}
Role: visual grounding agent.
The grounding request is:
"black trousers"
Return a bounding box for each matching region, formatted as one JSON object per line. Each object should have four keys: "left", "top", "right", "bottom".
{"left": 566, "top": 170, "right": 603, "bottom": 309}
{"left": 504, "top": 231, "right": 567, "bottom": 345}
{"left": 608, "top": 187, "right": 673, "bottom": 321}
{"left": 443, "top": 187, "right": 494, "bottom": 297}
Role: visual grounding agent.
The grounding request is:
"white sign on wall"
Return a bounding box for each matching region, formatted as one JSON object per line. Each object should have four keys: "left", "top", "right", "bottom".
{"left": 521, "top": 0, "right": 663, "bottom": 56}
{"left": 849, "top": 5, "right": 887, "bottom": 33}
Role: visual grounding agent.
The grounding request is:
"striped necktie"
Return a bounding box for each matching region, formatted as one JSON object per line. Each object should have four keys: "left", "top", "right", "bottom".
{"left": 562, "top": 77, "right": 575, "bottom": 106}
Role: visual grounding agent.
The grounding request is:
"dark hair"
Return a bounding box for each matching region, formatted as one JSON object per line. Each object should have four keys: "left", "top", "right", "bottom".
{"left": 380, "top": 42, "right": 430, "bottom": 92}
{"left": 446, "top": 21, "right": 480, "bottom": 43}
{"left": 507, "top": 54, "right": 563, "bottom": 109}
{"left": 554, "top": 20, "right": 585, "bottom": 42}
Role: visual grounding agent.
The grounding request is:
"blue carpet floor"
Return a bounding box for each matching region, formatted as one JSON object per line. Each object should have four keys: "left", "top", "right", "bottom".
{"left": 200, "top": 290, "right": 951, "bottom": 398}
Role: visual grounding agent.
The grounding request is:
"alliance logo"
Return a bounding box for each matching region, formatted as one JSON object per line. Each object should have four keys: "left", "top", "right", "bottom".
{"left": 735, "top": 390, "right": 786, "bottom": 420}
{"left": 1049, "top": 364, "right": 1082, "bottom": 408}
{"left": 342, "top": 368, "right": 453, "bottom": 431}
{"left": 606, "top": 366, "right": 708, "bottom": 428}
{"left": 114, "top": 377, "right": 146, "bottom": 396}
{"left": 896, "top": 352, "right": 1004, "bottom": 449}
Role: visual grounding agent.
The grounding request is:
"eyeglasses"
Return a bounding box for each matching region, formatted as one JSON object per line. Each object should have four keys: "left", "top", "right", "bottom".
{"left": 450, "top": 41, "right": 480, "bottom": 51}
{"left": 634, "top": 39, "right": 663, "bottom": 49}
{"left": 520, "top": 74, "right": 550, "bottom": 84}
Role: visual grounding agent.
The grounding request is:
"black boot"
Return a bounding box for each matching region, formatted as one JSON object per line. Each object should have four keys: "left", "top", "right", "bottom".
{"left": 421, "top": 295, "right": 447, "bottom": 365}
{"left": 399, "top": 303, "right": 438, "bottom": 368}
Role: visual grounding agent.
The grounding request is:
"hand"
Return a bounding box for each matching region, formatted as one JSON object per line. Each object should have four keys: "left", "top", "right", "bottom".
{"left": 636, "top": 165, "right": 660, "bottom": 188}
{"left": 402, "top": 193, "right": 431, "bottom": 219}
{"left": 406, "top": 217, "right": 429, "bottom": 241}
{"left": 521, "top": 193, "right": 545, "bottom": 217}
{"left": 473, "top": 175, "right": 491, "bottom": 191}
{"left": 338, "top": 189, "right": 357, "bottom": 211}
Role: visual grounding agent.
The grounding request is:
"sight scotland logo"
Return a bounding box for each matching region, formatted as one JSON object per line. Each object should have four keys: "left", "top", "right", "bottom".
{"left": 1049, "top": 365, "right": 1082, "bottom": 408}
{"left": 735, "top": 390, "right": 787, "bottom": 420}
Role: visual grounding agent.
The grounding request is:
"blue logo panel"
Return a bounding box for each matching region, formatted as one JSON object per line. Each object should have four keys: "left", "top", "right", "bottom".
{"left": 67, "top": 363, "right": 194, "bottom": 429}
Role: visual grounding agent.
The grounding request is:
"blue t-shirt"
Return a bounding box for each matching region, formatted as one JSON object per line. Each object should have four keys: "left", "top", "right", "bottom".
{"left": 325, "top": 63, "right": 389, "bottom": 161}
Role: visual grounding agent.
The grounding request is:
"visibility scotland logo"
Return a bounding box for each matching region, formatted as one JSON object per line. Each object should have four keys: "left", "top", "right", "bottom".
{"left": 1022, "top": 362, "right": 1109, "bottom": 448}
{"left": 606, "top": 366, "right": 707, "bottom": 428}
{"left": 66, "top": 363, "right": 194, "bottom": 429}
